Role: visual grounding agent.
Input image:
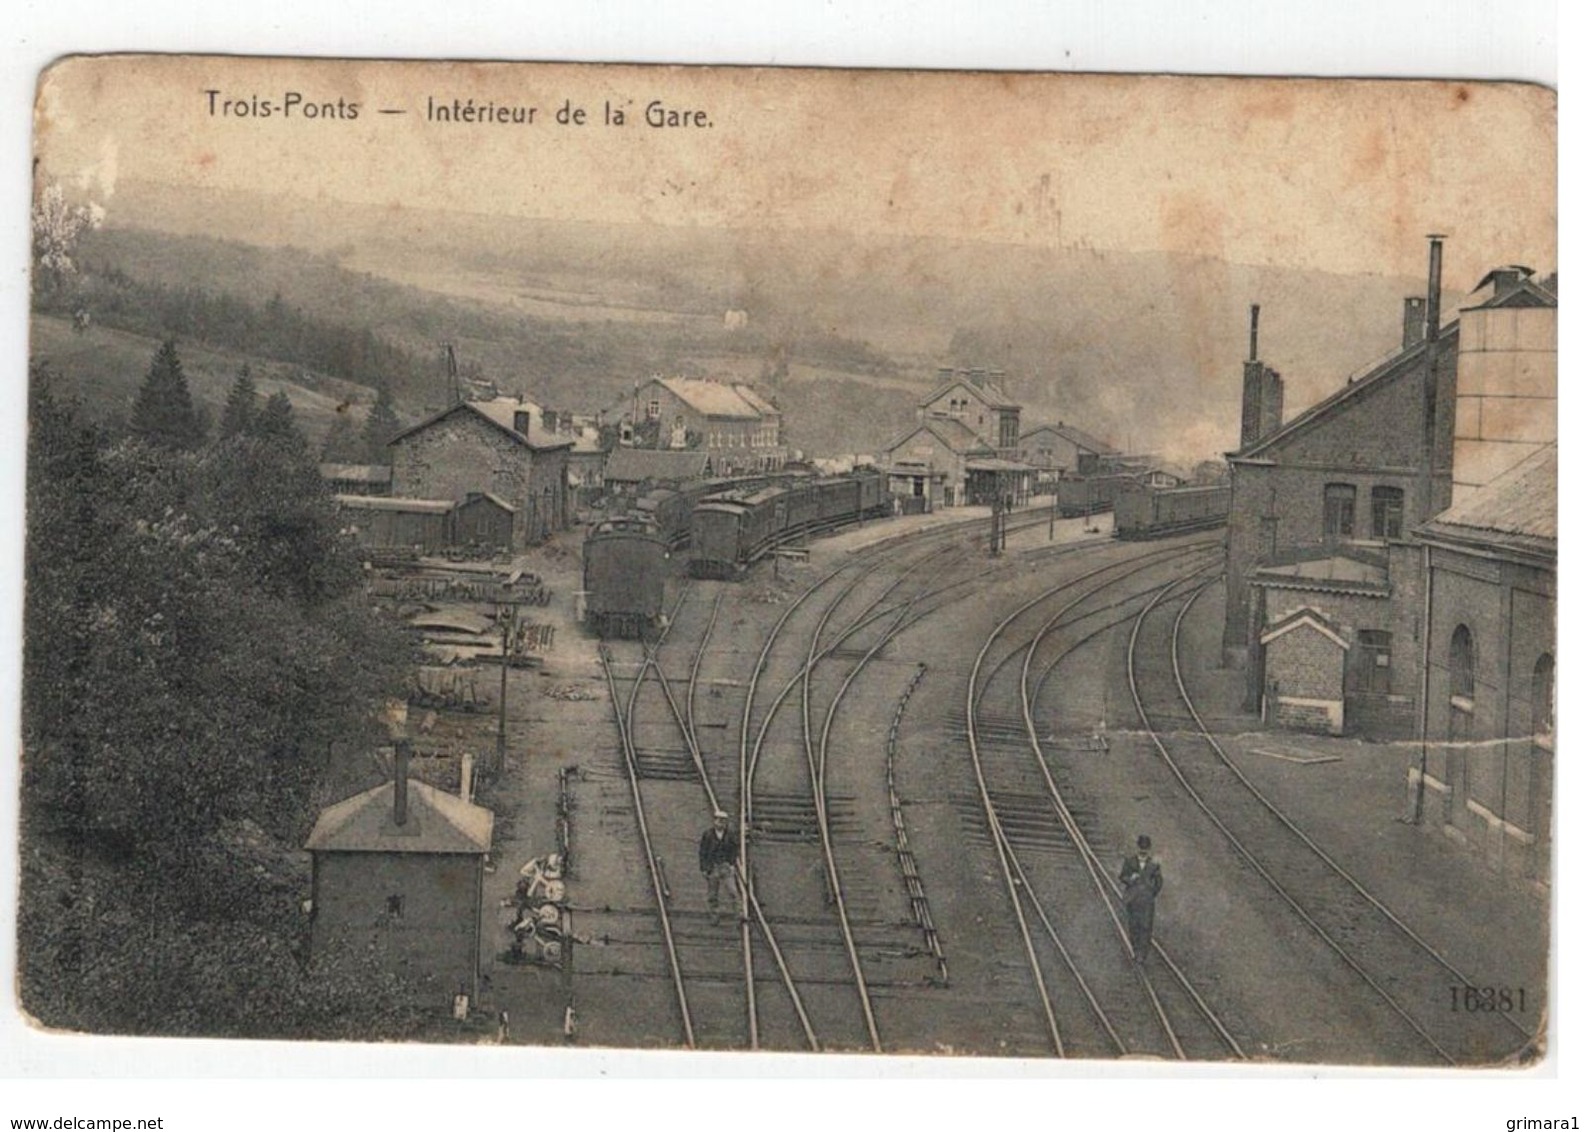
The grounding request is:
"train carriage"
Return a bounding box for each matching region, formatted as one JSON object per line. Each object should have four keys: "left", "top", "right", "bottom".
{"left": 1113, "top": 480, "right": 1231, "bottom": 539}
{"left": 582, "top": 518, "right": 671, "bottom": 637}
{"left": 1052, "top": 472, "right": 1133, "bottom": 518}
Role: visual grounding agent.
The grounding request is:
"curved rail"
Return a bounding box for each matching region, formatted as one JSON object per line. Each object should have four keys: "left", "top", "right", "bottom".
{"left": 1127, "top": 575, "right": 1457, "bottom": 1063}
{"left": 1167, "top": 583, "right": 1534, "bottom": 1049}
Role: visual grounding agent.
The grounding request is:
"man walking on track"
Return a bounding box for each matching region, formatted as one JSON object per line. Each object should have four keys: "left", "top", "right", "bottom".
{"left": 1119, "top": 834, "right": 1163, "bottom": 964}
{"left": 699, "top": 810, "right": 739, "bottom": 925}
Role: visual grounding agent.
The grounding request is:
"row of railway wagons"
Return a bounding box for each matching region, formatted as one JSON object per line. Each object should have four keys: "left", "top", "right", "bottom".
{"left": 689, "top": 469, "right": 889, "bottom": 579}
{"left": 633, "top": 471, "right": 802, "bottom": 548}
{"left": 1112, "top": 480, "right": 1231, "bottom": 539}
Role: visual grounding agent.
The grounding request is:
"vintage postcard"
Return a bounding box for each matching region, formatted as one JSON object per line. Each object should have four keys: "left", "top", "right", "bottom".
{"left": 20, "top": 56, "right": 1555, "bottom": 1069}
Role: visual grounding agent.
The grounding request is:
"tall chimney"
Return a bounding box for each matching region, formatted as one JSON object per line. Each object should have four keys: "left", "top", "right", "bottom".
{"left": 1423, "top": 235, "right": 1445, "bottom": 455}
{"left": 1240, "top": 305, "right": 1284, "bottom": 449}
{"left": 393, "top": 739, "right": 411, "bottom": 826}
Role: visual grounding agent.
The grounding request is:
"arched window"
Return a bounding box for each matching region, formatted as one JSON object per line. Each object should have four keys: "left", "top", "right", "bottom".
{"left": 1532, "top": 653, "right": 1555, "bottom": 749}
{"left": 1449, "top": 625, "right": 1475, "bottom": 703}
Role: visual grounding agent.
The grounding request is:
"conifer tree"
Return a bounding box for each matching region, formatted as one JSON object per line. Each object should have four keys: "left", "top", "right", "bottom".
{"left": 218, "top": 364, "right": 259, "bottom": 439}
{"left": 359, "top": 387, "right": 400, "bottom": 464}
{"left": 318, "top": 411, "right": 363, "bottom": 463}
{"left": 253, "top": 391, "right": 305, "bottom": 451}
{"left": 130, "top": 339, "right": 205, "bottom": 450}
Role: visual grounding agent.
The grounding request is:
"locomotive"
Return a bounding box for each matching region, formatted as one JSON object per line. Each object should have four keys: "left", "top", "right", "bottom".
{"left": 689, "top": 469, "right": 890, "bottom": 579}
{"left": 1112, "top": 480, "right": 1230, "bottom": 539}
{"left": 581, "top": 516, "right": 672, "bottom": 638}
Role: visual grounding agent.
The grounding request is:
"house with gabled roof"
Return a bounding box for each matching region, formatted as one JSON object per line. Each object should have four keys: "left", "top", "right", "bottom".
{"left": 613, "top": 376, "right": 786, "bottom": 474}
{"left": 388, "top": 398, "right": 572, "bottom": 547}
{"left": 878, "top": 416, "right": 996, "bottom": 509}
{"left": 1018, "top": 420, "right": 1120, "bottom": 479}
{"left": 919, "top": 366, "right": 1023, "bottom": 456}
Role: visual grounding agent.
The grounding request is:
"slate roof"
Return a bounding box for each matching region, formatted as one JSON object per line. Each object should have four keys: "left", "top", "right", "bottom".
{"left": 318, "top": 463, "right": 393, "bottom": 485}
{"left": 1251, "top": 554, "right": 1391, "bottom": 597}
{"left": 1020, "top": 422, "right": 1119, "bottom": 455}
{"left": 881, "top": 417, "right": 995, "bottom": 458}
{"left": 658, "top": 378, "right": 765, "bottom": 419}
{"left": 387, "top": 400, "right": 571, "bottom": 452}
{"left": 919, "top": 374, "right": 1019, "bottom": 411}
{"left": 1231, "top": 320, "right": 1460, "bottom": 461}
{"left": 334, "top": 494, "right": 454, "bottom": 514}
{"left": 605, "top": 448, "right": 711, "bottom": 482}
{"left": 1418, "top": 443, "right": 1556, "bottom": 564}
{"left": 305, "top": 778, "right": 494, "bottom": 855}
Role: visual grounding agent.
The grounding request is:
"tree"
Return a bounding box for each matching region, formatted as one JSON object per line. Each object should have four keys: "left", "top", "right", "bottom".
{"left": 253, "top": 390, "right": 306, "bottom": 451}
{"left": 32, "top": 181, "right": 104, "bottom": 300}
{"left": 219, "top": 364, "right": 259, "bottom": 439}
{"left": 130, "top": 339, "right": 205, "bottom": 450}
{"left": 319, "top": 410, "right": 364, "bottom": 463}
{"left": 359, "top": 387, "right": 401, "bottom": 463}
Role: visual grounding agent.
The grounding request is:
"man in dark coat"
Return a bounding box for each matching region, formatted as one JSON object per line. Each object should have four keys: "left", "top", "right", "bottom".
{"left": 1119, "top": 834, "right": 1163, "bottom": 964}
{"left": 699, "top": 810, "right": 739, "bottom": 924}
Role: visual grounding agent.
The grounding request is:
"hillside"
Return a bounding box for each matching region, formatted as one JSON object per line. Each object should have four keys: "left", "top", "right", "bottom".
{"left": 29, "top": 314, "right": 379, "bottom": 445}
{"left": 68, "top": 179, "right": 1455, "bottom": 462}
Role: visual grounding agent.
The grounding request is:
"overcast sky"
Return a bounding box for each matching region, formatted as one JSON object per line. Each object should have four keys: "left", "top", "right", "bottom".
{"left": 36, "top": 57, "right": 1555, "bottom": 287}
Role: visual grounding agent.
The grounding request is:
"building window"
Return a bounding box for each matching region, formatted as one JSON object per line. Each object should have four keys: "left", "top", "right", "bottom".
{"left": 386, "top": 894, "right": 404, "bottom": 919}
{"left": 646, "top": 399, "right": 660, "bottom": 420}
{"left": 1532, "top": 653, "right": 1555, "bottom": 750}
{"left": 1324, "top": 483, "right": 1356, "bottom": 540}
{"left": 1371, "top": 486, "right": 1405, "bottom": 540}
{"left": 1449, "top": 624, "right": 1475, "bottom": 705}
{"left": 1353, "top": 630, "right": 1392, "bottom": 693}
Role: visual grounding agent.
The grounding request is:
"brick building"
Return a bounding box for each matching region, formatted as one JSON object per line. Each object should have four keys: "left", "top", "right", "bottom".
{"left": 388, "top": 398, "right": 572, "bottom": 548}
{"left": 614, "top": 377, "right": 785, "bottom": 474}
{"left": 305, "top": 742, "right": 494, "bottom": 1006}
{"left": 919, "top": 366, "right": 1022, "bottom": 456}
{"left": 1409, "top": 443, "right": 1554, "bottom": 881}
{"left": 1018, "top": 421, "right": 1119, "bottom": 483}
{"left": 878, "top": 417, "right": 994, "bottom": 509}
{"left": 1225, "top": 249, "right": 1556, "bottom": 744}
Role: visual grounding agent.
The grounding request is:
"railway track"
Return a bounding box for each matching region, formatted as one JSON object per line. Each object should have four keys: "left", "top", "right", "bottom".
{"left": 961, "top": 538, "right": 1237, "bottom": 1058}
{"left": 1126, "top": 576, "right": 1540, "bottom": 1065}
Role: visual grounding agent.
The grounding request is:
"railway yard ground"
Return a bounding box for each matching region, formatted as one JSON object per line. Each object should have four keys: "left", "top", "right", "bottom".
{"left": 424, "top": 506, "right": 1546, "bottom": 1065}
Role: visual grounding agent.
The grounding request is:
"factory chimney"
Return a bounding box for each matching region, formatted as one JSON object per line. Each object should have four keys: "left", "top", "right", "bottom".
{"left": 1239, "top": 304, "right": 1285, "bottom": 449}
{"left": 1422, "top": 235, "right": 1445, "bottom": 457}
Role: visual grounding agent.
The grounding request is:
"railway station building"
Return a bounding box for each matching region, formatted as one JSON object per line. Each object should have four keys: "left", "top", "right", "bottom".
{"left": 1223, "top": 248, "right": 1556, "bottom": 743}
{"left": 878, "top": 417, "right": 995, "bottom": 510}
{"left": 387, "top": 398, "right": 573, "bottom": 548}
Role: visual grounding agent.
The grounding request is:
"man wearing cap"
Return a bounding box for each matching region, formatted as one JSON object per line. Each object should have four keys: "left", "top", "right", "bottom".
{"left": 699, "top": 810, "right": 739, "bottom": 924}
{"left": 1119, "top": 834, "right": 1163, "bottom": 964}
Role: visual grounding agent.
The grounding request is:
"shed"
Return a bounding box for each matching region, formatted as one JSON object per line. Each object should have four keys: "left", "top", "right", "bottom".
{"left": 305, "top": 743, "right": 494, "bottom": 1006}
{"left": 1259, "top": 606, "right": 1350, "bottom": 735}
{"left": 454, "top": 492, "right": 516, "bottom": 552}
{"left": 335, "top": 495, "right": 455, "bottom": 552}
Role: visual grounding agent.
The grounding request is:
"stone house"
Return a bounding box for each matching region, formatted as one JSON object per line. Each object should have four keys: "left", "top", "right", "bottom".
{"left": 918, "top": 366, "right": 1022, "bottom": 456}
{"left": 614, "top": 377, "right": 785, "bottom": 474}
{"left": 388, "top": 399, "right": 572, "bottom": 548}
{"left": 1018, "top": 421, "right": 1119, "bottom": 481}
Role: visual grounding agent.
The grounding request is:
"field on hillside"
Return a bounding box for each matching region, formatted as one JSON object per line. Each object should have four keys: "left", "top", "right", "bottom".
{"left": 29, "top": 315, "right": 379, "bottom": 445}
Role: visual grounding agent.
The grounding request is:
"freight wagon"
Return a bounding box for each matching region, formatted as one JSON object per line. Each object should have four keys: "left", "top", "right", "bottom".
{"left": 1113, "top": 480, "right": 1230, "bottom": 539}
{"left": 1051, "top": 473, "right": 1135, "bottom": 518}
